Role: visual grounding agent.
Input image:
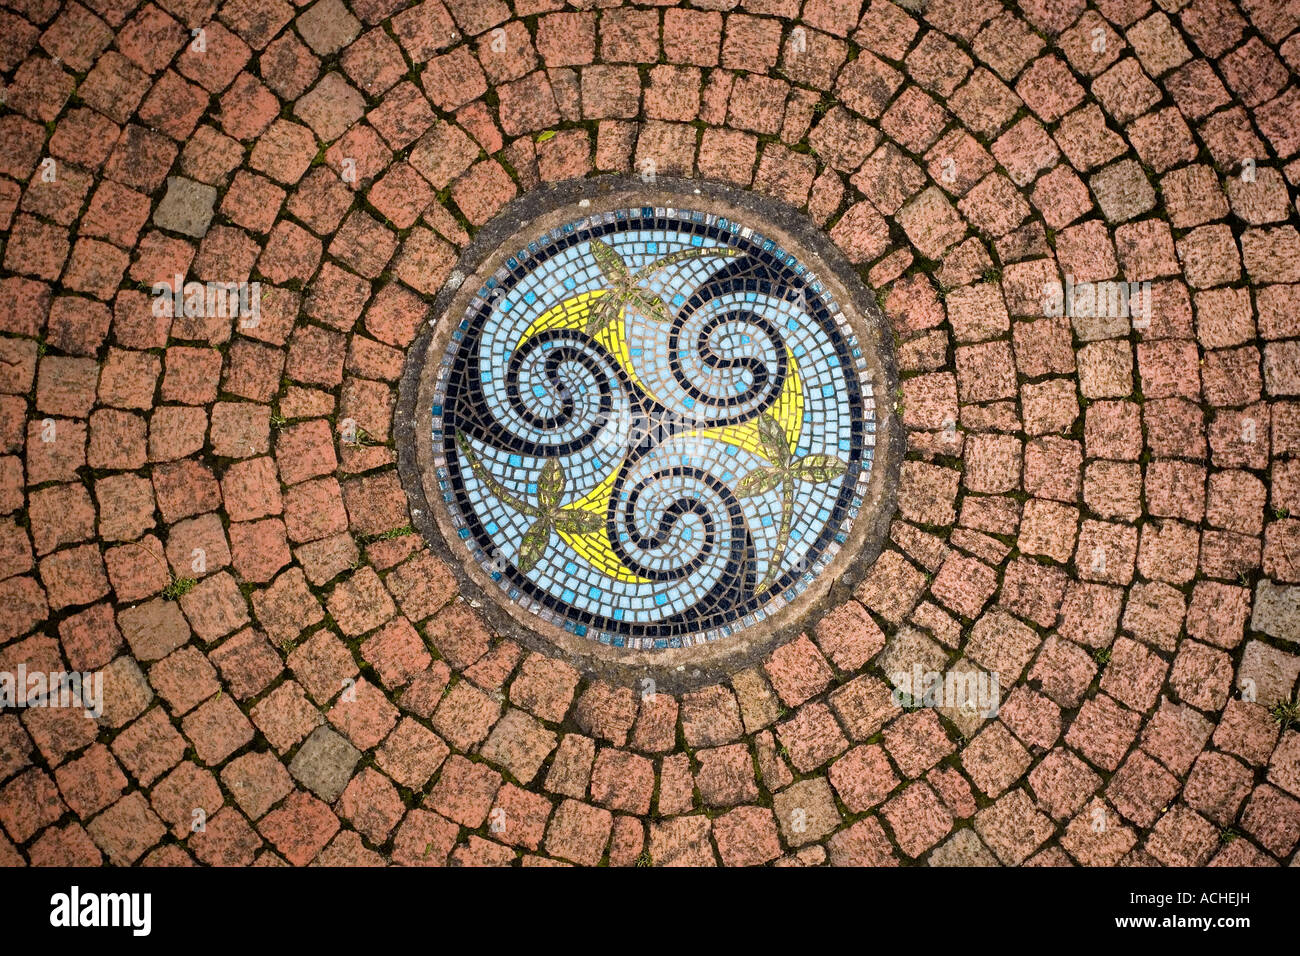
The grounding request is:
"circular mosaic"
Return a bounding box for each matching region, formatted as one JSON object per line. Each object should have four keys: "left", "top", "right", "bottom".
{"left": 413, "top": 192, "right": 889, "bottom": 652}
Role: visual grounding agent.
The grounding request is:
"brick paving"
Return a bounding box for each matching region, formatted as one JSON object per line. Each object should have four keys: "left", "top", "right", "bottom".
{"left": 1, "top": 0, "right": 1299, "bottom": 867}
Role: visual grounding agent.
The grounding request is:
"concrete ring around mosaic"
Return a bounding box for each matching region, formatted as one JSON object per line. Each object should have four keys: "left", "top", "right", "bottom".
{"left": 397, "top": 177, "right": 902, "bottom": 688}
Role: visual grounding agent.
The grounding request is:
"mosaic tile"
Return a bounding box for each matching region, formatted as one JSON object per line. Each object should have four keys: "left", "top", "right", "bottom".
{"left": 428, "top": 208, "right": 876, "bottom": 649}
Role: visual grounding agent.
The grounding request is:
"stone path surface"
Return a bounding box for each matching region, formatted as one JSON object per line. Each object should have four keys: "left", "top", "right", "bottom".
{"left": 1, "top": 0, "right": 1299, "bottom": 868}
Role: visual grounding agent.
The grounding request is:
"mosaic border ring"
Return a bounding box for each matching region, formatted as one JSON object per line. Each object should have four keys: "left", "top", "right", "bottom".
{"left": 397, "top": 178, "right": 902, "bottom": 686}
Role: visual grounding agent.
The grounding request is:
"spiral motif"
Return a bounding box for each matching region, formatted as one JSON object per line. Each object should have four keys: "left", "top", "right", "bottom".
{"left": 431, "top": 209, "right": 877, "bottom": 649}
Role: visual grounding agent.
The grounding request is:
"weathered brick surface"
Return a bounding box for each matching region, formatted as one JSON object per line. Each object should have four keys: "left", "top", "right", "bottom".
{"left": 2, "top": 0, "right": 1296, "bottom": 872}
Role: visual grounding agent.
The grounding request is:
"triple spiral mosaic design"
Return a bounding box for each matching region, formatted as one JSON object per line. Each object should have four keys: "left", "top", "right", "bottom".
{"left": 429, "top": 208, "right": 877, "bottom": 650}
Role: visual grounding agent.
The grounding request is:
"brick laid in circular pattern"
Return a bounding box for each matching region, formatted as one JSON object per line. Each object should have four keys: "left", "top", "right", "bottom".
{"left": 6, "top": 0, "right": 1300, "bottom": 872}
{"left": 408, "top": 190, "right": 889, "bottom": 652}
